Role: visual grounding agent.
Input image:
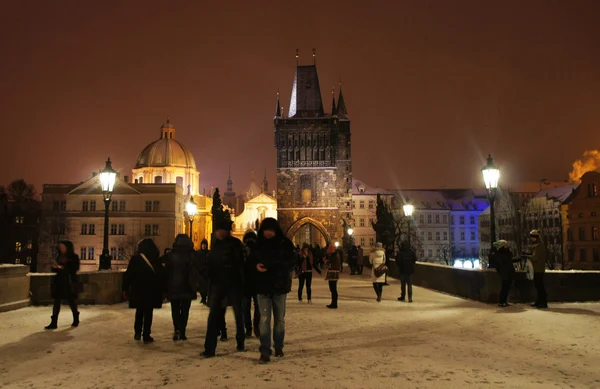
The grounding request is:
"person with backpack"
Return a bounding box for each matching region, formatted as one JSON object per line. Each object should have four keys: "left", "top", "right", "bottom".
{"left": 370, "top": 242, "right": 387, "bottom": 302}
{"left": 122, "top": 239, "right": 164, "bottom": 343}
{"left": 163, "top": 234, "right": 197, "bottom": 341}
{"left": 396, "top": 241, "right": 417, "bottom": 303}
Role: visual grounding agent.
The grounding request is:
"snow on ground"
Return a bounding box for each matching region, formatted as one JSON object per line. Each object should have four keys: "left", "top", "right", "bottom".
{"left": 1, "top": 274, "right": 600, "bottom": 389}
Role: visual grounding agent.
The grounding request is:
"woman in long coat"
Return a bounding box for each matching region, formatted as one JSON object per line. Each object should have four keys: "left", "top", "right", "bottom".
{"left": 369, "top": 242, "right": 387, "bottom": 302}
{"left": 324, "top": 244, "right": 341, "bottom": 309}
{"left": 123, "top": 239, "right": 164, "bottom": 343}
{"left": 45, "top": 240, "right": 81, "bottom": 330}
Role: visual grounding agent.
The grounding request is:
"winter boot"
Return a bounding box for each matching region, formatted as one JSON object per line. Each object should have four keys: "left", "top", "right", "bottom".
{"left": 173, "top": 330, "right": 180, "bottom": 341}
{"left": 44, "top": 316, "right": 58, "bottom": 330}
{"left": 275, "top": 348, "right": 284, "bottom": 358}
{"left": 179, "top": 330, "right": 187, "bottom": 341}
{"left": 134, "top": 333, "right": 142, "bottom": 341}
{"left": 237, "top": 342, "right": 245, "bottom": 352}
{"left": 202, "top": 351, "right": 216, "bottom": 358}
{"left": 408, "top": 297, "right": 413, "bottom": 303}
{"left": 220, "top": 329, "right": 228, "bottom": 342}
{"left": 245, "top": 328, "right": 253, "bottom": 339}
{"left": 143, "top": 335, "right": 154, "bottom": 344}
{"left": 258, "top": 354, "right": 271, "bottom": 364}
{"left": 71, "top": 312, "right": 80, "bottom": 327}
{"left": 326, "top": 304, "right": 338, "bottom": 309}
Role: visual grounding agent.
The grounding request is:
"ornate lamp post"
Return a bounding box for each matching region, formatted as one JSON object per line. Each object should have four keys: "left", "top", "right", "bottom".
{"left": 482, "top": 154, "right": 500, "bottom": 246}
{"left": 186, "top": 196, "right": 197, "bottom": 240}
{"left": 99, "top": 158, "right": 117, "bottom": 270}
{"left": 403, "top": 203, "right": 414, "bottom": 247}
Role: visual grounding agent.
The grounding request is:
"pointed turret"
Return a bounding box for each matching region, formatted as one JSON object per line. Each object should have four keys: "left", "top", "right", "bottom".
{"left": 331, "top": 86, "right": 337, "bottom": 116}
{"left": 275, "top": 90, "right": 282, "bottom": 118}
{"left": 337, "top": 82, "right": 348, "bottom": 119}
{"left": 226, "top": 166, "right": 233, "bottom": 192}
{"left": 288, "top": 50, "right": 324, "bottom": 118}
{"left": 262, "top": 168, "right": 269, "bottom": 193}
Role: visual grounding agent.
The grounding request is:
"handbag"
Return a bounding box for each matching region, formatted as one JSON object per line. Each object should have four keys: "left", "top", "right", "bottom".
{"left": 374, "top": 263, "right": 388, "bottom": 278}
{"left": 525, "top": 259, "right": 534, "bottom": 281}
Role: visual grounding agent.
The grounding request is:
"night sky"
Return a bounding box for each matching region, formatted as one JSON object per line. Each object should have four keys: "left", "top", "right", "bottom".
{"left": 2, "top": 1, "right": 600, "bottom": 194}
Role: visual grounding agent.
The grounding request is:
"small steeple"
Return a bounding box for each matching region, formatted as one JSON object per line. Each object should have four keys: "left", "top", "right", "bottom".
{"left": 262, "top": 168, "right": 269, "bottom": 193}
{"left": 275, "top": 90, "right": 282, "bottom": 117}
{"left": 331, "top": 86, "right": 337, "bottom": 116}
{"left": 160, "top": 117, "right": 175, "bottom": 139}
{"left": 312, "top": 48, "right": 316, "bottom": 65}
{"left": 227, "top": 166, "right": 233, "bottom": 192}
{"left": 337, "top": 80, "right": 348, "bottom": 119}
{"left": 295, "top": 49, "right": 299, "bottom": 66}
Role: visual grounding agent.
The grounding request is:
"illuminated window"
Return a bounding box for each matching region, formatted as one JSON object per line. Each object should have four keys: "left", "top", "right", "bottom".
{"left": 152, "top": 224, "right": 160, "bottom": 236}
{"left": 118, "top": 247, "right": 125, "bottom": 259}
{"left": 26, "top": 256, "right": 31, "bottom": 265}
{"left": 26, "top": 239, "right": 32, "bottom": 249}
{"left": 593, "top": 226, "right": 599, "bottom": 241}
{"left": 15, "top": 242, "right": 22, "bottom": 252}
{"left": 88, "top": 247, "right": 95, "bottom": 260}
{"left": 80, "top": 247, "right": 87, "bottom": 260}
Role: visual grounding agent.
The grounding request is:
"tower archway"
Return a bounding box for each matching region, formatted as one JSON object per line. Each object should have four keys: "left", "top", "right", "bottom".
{"left": 286, "top": 217, "right": 330, "bottom": 248}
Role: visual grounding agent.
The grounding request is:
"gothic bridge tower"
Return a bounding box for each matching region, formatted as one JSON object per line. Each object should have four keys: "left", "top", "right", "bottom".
{"left": 274, "top": 51, "right": 352, "bottom": 247}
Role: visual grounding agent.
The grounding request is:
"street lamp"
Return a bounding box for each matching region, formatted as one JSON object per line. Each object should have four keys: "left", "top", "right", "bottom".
{"left": 334, "top": 241, "right": 340, "bottom": 248}
{"left": 186, "top": 196, "right": 197, "bottom": 240}
{"left": 99, "top": 158, "right": 117, "bottom": 270}
{"left": 482, "top": 154, "right": 500, "bottom": 246}
{"left": 347, "top": 228, "right": 354, "bottom": 236}
{"left": 403, "top": 203, "right": 414, "bottom": 247}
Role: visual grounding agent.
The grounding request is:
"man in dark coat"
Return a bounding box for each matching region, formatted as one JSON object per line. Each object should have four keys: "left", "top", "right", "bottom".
{"left": 396, "top": 241, "right": 417, "bottom": 303}
{"left": 349, "top": 245, "right": 359, "bottom": 275}
{"left": 242, "top": 229, "right": 261, "bottom": 338}
{"left": 201, "top": 220, "right": 246, "bottom": 357}
{"left": 254, "top": 218, "right": 296, "bottom": 364}
{"left": 195, "top": 239, "right": 210, "bottom": 305}
{"left": 163, "top": 234, "right": 197, "bottom": 341}
{"left": 123, "top": 239, "right": 164, "bottom": 343}
{"left": 45, "top": 240, "right": 81, "bottom": 330}
{"left": 489, "top": 240, "right": 520, "bottom": 307}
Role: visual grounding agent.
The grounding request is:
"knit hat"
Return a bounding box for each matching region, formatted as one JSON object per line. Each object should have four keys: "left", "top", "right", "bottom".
{"left": 529, "top": 229, "right": 540, "bottom": 237}
{"left": 214, "top": 219, "right": 233, "bottom": 232}
{"left": 493, "top": 240, "right": 508, "bottom": 250}
{"left": 243, "top": 229, "right": 257, "bottom": 243}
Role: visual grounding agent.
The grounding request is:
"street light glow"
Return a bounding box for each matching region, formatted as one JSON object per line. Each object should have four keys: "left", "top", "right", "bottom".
{"left": 334, "top": 241, "right": 340, "bottom": 248}
{"left": 403, "top": 204, "right": 414, "bottom": 217}
{"left": 99, "top": 158, "right": 117, "bottom": 200}
{"left": 482, "top": 154, "right": 500, "bottom": 190}
{"left": 186, "top": 197, "right": 197, "bottom": 217}
{"left": 347, "top": 228, "right": 354, "bottom": 236}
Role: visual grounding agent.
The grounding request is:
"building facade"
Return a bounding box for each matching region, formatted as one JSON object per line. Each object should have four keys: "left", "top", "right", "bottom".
{"left": 275, "top": 58, "right": 352, "bottom": 246}
{"left": 231, "top": 193, "right": 278, "bottom": 239}
{"left": 0, "top": 199, "right": 40, "bottom": 271}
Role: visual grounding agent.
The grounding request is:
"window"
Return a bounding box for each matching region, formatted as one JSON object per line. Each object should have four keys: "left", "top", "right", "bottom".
{"left": 90, "top": 200, "right": 96, "bottom": 211}
{"left": 427, "top": 249, "right": 433, "bottom": 258}
{"left": 470, "top": 216, "right": 475, "bottom": 225}
{"left": 435, "top": 248, "right": 440, "bottom": 257}
{"left": 368, "top": 200, "right": 374, "bottom": 209}
{"left": 594, "top": 249, "right": 600, "bottom": 262}
{"left": 593, "top": 226, "right": 599, "bottom": 241}
{"left": 419, "top": 215, "right": 425, "bottom": 224}
{"left": 580, "top": 248, "right": 587, "bottom": 262}
{"left": 118, "top": 224, "right": 125, "bottom": 235}
{"left": 450, "top": 216, "right": 455, "bottom": 225}
{"left": 436, "top": 232, "right": 440, "bottom": 241}
{"left": 153, "top": 201, "right": 160, "bottom": 212}
{"left": 53, "top": 200, "right": 60, "bottom": 211}
{"left": 360, "top": 237, "right": 365, "bottom": 246}
{"left": 110, "top": 224, "right": 117, "bottom": 235}
{"left": 419, "top": 231, "right": 425, "bottom": 241}
{"left": 460, "top": 231, "right": 466, "bottom": 241}
{"left": 15, "top": 216, "right": 24, "bottom": 224}
{"left": 89, "top": 224, "right": 95, "bottom": 235}
{"left": 589, "top": 183, "right": 598, "bottom": 197}
{"left": 369, "top": 237, "right": 375, "bottom": 247}
{"left": 145, "top": 201, "right": 152, "bottom": 212}
{"left": 82, "top": 201, "right": 89, "bottom": 211}
{"left": 450, "top": 231, "right": 455, "bottom": 241}
{"left": 144, "top": 224, "right": 152, "bottom": 236}
{"left": 154, "top": 176, "right": 163, "bottom": 184}
{"left": 26, "top": 256, "right": 31, "bottom": 265}
{"left": 15, "top": 242, "right": 22, "bottom": 252}
{"left": 435, "top": 215, "right": 440, "bottom": 224}
{"left": 470, "top": 231, "right": 476, "bottom": 241}
{"left": 88, "top": 247, "right": 95, "bottom": 260}
{"left": 359, "top": 218, "right": 365, "bottom": 227}
{"left": 427, "top": 232, "right": 432, "bottom": 241}
{"left": 110, "top": 247, "right": 117, "bottom": 258}
{"left": 176, "top": 176, "right": 184, "bottom": 188}
{"left": 443, "top": 231, "right": 448, "bottom": 241}
{"left": 579, "top": 228, "right": 585, "bottom": 241}
{"left": 81, "top": 224, "right": 88, "bottom": 235}
{"left": 459, "top": 216, "right": 465, "bottom": 225}
{"left": 442, "top": 215, "right": 447, "bottom": 224}
{"left": 119, "top": 200, "right": 126, "bottom": 211}
{"left": 427, "top": 215, "right": 432, "bottom": 224}
{"left": 26, "top": 239, "right": 33, "bottom": 249}
{"left": 111, "top": 202, "right": 118, "bottom": 212}
{"left": 359, "top": 201, "right": 365, "bottom": 209}
{"left": 152, "top": 224, "right": 160, "bottom": 236}
{"left": 80, "top": 247, "right": 87, "bottom": 260}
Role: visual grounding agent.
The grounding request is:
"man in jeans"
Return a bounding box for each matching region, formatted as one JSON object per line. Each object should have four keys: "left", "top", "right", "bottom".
{"left": 395, "top": 241, "right": 417, "bottom": 303}
{"left": 254, "top": 218, "right": 295, "bottom": 364}
{"left": 528, "top": 230, "right": 548, "bottom": 309}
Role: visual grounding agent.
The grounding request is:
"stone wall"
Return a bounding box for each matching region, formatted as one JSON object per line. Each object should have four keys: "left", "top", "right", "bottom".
{"left": 387, "top": 262, "right": 600, "bottom": 303}
{"left": 30, "top": 270, "right": 125, "bottom": 306}
{"left": 0, "top": 265, "right": 30, "bottom": 312}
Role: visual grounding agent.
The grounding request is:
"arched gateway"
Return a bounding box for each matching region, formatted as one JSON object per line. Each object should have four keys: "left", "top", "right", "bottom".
{"left": 286, "top": 217, "right": 330, "bottom": 247}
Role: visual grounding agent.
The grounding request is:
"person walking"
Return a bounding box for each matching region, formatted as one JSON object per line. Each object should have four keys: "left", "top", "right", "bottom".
{"left": 325, "top": 244, "right": 341, "bottom": 309}
{"left": 528, "top": 230, "right": 548, "bottom": 309}
{"left": 163, "top": 234, "right": 197, "bottom": 341}
{"left": 196, "top": 239, "right": 210, "bottom": 305}
{"left": 242, "top": 229, "right": 261, "bottom": 339}
{"left": 44, "top": 241, "right": 81, "bottom": 330}
{"left": 370, "top": 242, "right": 387, "bottom": 302}
{"left": 297, "top": 244, "right": 321, "bottom": 303}
{"left": 201, "top": 219, "right": 246, "bottom": 357}
{"left": 356, "top": 245, "right": 364, "bottom": 275}
{"left": 349, "top": 245, "right": 359, "bottom": 275}
{"left": 489, "top": 240, "right": 519, "bottom": 307}
{"left": 254, "top": 218, "right": 296, "bottom": 364}
{"left": 396, "top": 241, "right": 417, "bottom": 303}
{"left": 122, "top": 239, "right": 164, "bottom": 343}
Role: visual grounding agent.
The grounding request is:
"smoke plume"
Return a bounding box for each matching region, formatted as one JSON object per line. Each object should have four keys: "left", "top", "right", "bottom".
{"left": 569, "top": 150, "right": 600, "bottom": 183}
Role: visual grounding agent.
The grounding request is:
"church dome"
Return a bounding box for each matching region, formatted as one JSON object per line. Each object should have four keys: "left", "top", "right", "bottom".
{"left": 135, "top": 119, "right": 196, "bottom": 170}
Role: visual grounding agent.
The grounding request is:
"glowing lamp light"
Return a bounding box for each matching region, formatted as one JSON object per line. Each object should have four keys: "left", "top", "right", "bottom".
{"left": 482, "top": 154, "right": 500, "bottom": 190}
{"left": 347, "top": 228, "right": 354, "bottom": 236}
{"left": 403, "top": 204, "right": 414, "bottom": 217}
{"left": 453, "top": 260, "right": 463, "bottom": 268}
{"left": 334, "top": 242, "right": 340, "bottom": 248}
{"left": 99, "top": 158, "right": 117, "bottom": 200}
{"left": 186, "top": 197, "right": 197, "bottom": 217}
{"left": 473, "top": 260, "right": 481, "bottom": 269}
{"left": 463, "top": 261, "right": 474, "bottom": 269}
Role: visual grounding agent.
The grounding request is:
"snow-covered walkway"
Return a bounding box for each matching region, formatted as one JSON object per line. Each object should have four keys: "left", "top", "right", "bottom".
{"left": 1, "top": 274, "right": 599, "bottom": 389}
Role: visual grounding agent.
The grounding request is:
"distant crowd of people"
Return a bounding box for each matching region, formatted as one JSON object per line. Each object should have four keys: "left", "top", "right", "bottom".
{"left": 42, "top": 223, "right": 549, "bottom": 363}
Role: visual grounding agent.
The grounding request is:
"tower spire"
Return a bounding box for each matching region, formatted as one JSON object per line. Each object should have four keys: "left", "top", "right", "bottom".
{"left": 312, "top": 48, "right": 316, "bottom": 65}
{"left": 331, "top": 86, "right": 337, "bottom": 116}
{"left": 262, "top": 168, "right": 268, "bottom": 193}
{"left": 337, "top": 79, "right": 348, "bottom": 119}
{"left": 295, "top": 49, "right": 299, "bottom": 66}
{"left": 275, "top": 89, "right": 282, "bottom": 117}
